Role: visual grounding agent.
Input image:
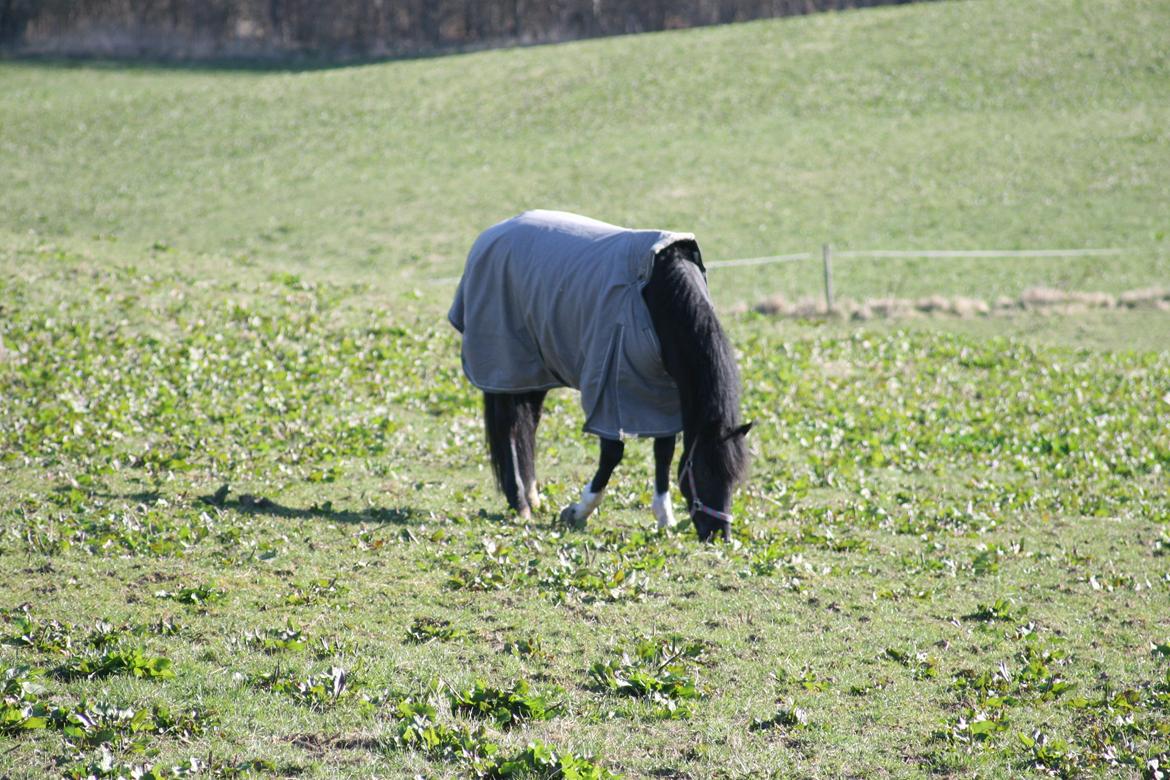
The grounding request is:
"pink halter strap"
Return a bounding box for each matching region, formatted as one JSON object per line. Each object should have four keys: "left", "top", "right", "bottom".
{"left": 680, "top": 446, "right": 734, "bottom": 525}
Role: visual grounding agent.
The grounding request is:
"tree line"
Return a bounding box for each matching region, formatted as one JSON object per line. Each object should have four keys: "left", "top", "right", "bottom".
{"left": 0, "top": 0, "right": 919, "bottom": 59}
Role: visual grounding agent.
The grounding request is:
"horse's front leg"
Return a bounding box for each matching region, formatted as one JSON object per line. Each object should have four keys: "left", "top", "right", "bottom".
{"left": 560, "top": 438, "right": 623, "bottom": 529}
{"left": 652, "top": 435, "right": 677, "bottom": 529}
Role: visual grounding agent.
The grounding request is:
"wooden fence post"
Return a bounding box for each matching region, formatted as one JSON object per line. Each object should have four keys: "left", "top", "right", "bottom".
{"left": 822, "top": 243, "right": 834, "bottom": 314}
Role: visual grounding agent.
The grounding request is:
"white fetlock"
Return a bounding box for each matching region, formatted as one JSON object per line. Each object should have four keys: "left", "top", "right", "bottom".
{"left": 526, "top": 483, "right": 541, "bottom": 511}
{"left": 561, "top": 483, "right": 604, "bottom": 527}
{"left": 652, "top": 491, "right": 675, "bottom": 530}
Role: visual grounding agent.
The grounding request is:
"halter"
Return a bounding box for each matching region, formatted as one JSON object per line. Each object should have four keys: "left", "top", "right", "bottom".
{"left": 679, "top": 445, "right": 734, "bottom": 525}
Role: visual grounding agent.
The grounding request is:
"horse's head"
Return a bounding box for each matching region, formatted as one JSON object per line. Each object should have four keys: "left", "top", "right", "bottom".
{"left": 678, "top": 422, "right": 752, "bottom": 542}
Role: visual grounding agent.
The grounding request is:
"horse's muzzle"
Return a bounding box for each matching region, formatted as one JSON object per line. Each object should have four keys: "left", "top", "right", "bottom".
{"left": 692, "top": 513, "right": 731, "bottom": 543}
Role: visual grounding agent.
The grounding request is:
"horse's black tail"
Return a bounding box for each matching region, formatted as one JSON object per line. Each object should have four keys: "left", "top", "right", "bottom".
{"left": 483, "top": 390, "right": 545, "bottom": 509}
{"left": 483, "top": 392, "right": 517, "bottom": 493}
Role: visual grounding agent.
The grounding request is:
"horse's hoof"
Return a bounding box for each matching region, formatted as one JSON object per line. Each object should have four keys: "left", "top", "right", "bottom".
{"left": 559, "top": 506, "right": 586, "bottom": 530}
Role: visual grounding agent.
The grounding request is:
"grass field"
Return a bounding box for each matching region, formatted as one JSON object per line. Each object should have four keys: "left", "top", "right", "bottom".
{"left": 2, "top": 0, "right": 1169, "bottom": 303}
{"left": 2, "top": 0, "right": 1170, "bottom": 777}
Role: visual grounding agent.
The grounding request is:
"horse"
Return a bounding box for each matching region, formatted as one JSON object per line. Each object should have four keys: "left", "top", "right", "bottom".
{"left": 448, "top": 210, "right": 750, "bottom": 542}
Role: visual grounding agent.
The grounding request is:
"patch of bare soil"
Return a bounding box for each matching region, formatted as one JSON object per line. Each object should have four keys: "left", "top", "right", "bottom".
{"left": 746, "top": 287, "right": 1170, "bottom": 321}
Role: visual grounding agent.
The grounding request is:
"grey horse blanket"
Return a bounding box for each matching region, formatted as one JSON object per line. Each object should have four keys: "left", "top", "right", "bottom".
{"left": 448, "top": 210, "right": 703, "bottom": 439}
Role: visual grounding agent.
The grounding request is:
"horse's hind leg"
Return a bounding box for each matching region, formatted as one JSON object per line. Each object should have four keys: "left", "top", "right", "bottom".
{"left": 652, "top": 435, "right": 677, "bottom": 529}
{"left": 514, "top": 390, "right": 546, "bottom": 511}
{"left": 560, "top": 438, "right": 623, "bottom": 528}
{"left": 483, "top": 391, "right": 535, "bottom": 518}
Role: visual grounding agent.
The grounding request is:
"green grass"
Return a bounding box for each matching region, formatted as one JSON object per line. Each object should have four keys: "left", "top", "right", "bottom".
{"left": 2, "top": 0, "right": 1170, "bottom": 777}
{"left": 1, "top": 253, "right": 1168, "bottom": 778}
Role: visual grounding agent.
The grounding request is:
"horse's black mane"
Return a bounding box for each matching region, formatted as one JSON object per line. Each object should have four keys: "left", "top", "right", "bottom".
{"left": 644, "top": 243, "right": 750, "bottom": 486}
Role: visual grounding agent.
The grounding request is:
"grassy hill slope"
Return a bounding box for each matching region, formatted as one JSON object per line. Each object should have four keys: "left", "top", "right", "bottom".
{"left": 2, "top": 0, "right": 1168, "bottom": 305}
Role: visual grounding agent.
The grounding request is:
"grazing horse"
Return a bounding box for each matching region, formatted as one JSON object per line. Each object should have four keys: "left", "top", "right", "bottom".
{"left": 448, "top": 210, "right": 750, "bottom": 541}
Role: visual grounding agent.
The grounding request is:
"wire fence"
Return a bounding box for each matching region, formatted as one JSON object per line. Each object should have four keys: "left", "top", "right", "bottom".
{"left": 707, "top": 246, "right": 1136, "bottom": 312}
{"left": 429, "top": 244, "right": 1170, "bottom": 319}
{"left": 705, "top": 246, "right": 1129, "bottom": 269}
{"left": 434, "top": 245, "right": 1131, "bottom": 282}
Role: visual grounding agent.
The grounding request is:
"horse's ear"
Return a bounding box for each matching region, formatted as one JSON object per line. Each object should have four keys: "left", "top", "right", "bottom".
{"left": 726, "top": 421, "right": 753, "bottom": 440}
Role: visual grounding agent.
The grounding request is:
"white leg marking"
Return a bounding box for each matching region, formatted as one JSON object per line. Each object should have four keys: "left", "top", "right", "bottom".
{"left": 571, "top": 482, "right": 605, "bottom": 522}
{"left": 527, "top": 483, "right": 541, "bottom": 511}
{"left": 652, "top": 491, "right": 675, "bottom": 529}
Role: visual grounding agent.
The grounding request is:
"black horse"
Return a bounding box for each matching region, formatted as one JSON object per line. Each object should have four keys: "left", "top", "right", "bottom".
{"left": 449, "top": 211, "right": 750, "bottom": 541}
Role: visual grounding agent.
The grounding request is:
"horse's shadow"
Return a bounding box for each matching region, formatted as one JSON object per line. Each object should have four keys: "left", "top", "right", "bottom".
{"left": 71, "top": 484, "right": 507, "bottom": 528}
{"left": 201, "top": 491, "right": 427, "bottom": 526}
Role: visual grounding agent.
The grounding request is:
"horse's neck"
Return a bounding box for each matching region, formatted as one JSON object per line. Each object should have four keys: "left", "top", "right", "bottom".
{"left": 645, "top": 260, "right": 738, "bottom": 444}
{"left": 676, "top": 349, "right": 733, "bottom": 454}
{"left": 673, "top": 343, "right": 716, "bottom": 431}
